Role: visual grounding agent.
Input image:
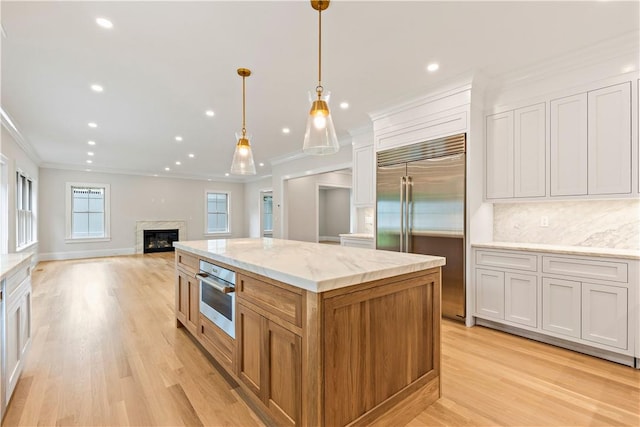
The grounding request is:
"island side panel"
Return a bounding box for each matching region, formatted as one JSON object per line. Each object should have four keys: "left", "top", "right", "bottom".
{"left": 322, "top": 269, "right": 441, "bottom": 427}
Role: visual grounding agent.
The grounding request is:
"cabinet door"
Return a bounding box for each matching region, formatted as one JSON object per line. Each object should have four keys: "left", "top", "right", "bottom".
{"left": 542, "top": 277, "right": 581, "bottom": 338}
{"left": 587, "top": 83, "right": 632, "bottom": 195}
{"left": 175, "top": 271, "right": 189, "bottom": 325}
{"left": 265, "top": 321, "right": 301, "bottom": 427}
{"left": 187, "top": 276, "right": 199, "bottom": 334}
{"left": 550, "top": 93, "right": 588, "bottom": 196}
{"left": 486, "top": 111, "right": 514, "bottom": 199}
{"left": 475, "top": 269, "right": 505, "bottom": 319}
{"left": 5, "top": 297, "right": 22, "bottom": 403}
{"left": 19, "top": 287, "right": 32, "bottom": 360}
{"left": 353, "top": 144, "right": 374, "bottom": 206}
{"left": 237, "top": 304, "right": 265, "bottom": 398}
{"left": 504, "top": 273, "right": 537, "bottom": 327}
{"left": 582, "top": 283, "right": 627, "bottom": 349}
{"left": 514, "top": 103, "right": 546, "bottom": 197}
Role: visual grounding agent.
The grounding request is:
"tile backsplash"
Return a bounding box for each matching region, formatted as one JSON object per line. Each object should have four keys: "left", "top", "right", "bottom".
{"left": 493, "top": 199, "right": 640, "bottom": 250}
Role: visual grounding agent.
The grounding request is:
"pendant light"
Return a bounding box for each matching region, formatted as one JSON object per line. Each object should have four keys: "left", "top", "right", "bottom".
{"left": 302, "top": 0, "right": 339, "bottom": 155}
{"left": 230, "top": 68, "right": 256, "bottom": 175}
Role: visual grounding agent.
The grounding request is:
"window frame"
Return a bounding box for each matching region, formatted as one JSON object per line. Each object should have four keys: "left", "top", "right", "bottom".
{"left": 15, "top": 169, "right": 36, "bottom": 251}
{"left": 204, "top": 190, "right": 231, "bottom": 236}
{"left": 65, "top": 182, "right": 111, "bottom": 242}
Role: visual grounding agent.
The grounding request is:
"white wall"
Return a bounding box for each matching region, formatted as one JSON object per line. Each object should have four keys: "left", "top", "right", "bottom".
{"left": 319, "top": 188, "right": 351, "bottom": 239}
{"left": 270, "top": 144, "right": 353, "bottom": 239}
{"left": 243, "top": 176, "right": 272, "bottom": 238}
{"left": 1, "top": 126, "right": 40, "bottom": 255}
{"left": 38, "top": 168, "right": 245, "bottom": 260}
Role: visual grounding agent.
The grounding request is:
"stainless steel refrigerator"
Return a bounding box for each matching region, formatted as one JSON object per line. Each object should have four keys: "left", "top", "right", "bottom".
{"left": 376, "top": 133, "right": 466, "bottom": 320}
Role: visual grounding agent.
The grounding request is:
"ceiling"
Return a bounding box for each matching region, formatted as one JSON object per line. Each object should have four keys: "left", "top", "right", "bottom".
{"left": 2, "top": 1, "right": 638, "bottom": 181}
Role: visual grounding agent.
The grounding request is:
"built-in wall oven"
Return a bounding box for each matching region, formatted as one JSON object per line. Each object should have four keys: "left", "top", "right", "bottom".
{"left": 197, "top": 260, "right": 236, "bottom": 339}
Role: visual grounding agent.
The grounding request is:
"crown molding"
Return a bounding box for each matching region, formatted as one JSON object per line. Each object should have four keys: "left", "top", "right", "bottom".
{"left": 0, "top": 107, "right": 42, "bottom": 165}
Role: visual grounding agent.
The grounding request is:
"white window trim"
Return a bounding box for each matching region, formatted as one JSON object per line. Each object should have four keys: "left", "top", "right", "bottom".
{"left": 65, "top": 182, "right": 111, "bottom": 243}
{"left": 204, "top": 190, "right": 231, "bottom": 236}
{"left": 0, "top": 154, "right": 8, "bottom": 254}
{"left": 15, "top": 168, "right": 37, "bottom": 251}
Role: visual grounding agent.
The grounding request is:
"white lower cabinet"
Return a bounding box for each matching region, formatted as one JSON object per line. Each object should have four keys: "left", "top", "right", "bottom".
{"left": 542, "top": 277, "right": 581, "bottom": 338}
{"left": 5, "top": 276, "right": 32, "bottom": 406}
{"left": 582, "top": 282, "right": 627, "bottom": 349}
{"left": 473, "top": 247, "right": 637, "bottom": 366}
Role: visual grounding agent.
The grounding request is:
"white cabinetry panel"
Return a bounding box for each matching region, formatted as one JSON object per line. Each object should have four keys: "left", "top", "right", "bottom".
{"left": 542, "top": 277, "right": 581, "bottom": 338}
{"left": 353, "top": 145, "right": 374, "bottom": 206}
{"left": 550, "top": 93, "right": 588, "bottom": 196}
{"left": 475, "top": 268, "right": 504, "bottom": 319}
{"left": 582, "top": 283, "right": 627, "bottom": 349}
{"left": 475, "top": 250, "right": 537, "bottom": 271}
{"left": 505, "top": 273, "right": 537, "bottom": 327}
{"left": 587, "top": 82, "right": 632, "bottom": 195}
{"left": 486, "top": 111, "right": 514, "bottom": 199}
{"left": 542, "top": 256, "right": 627, "bottom": 283}
{"left": 514, "top": 103, "right": 546, "bottom": 197}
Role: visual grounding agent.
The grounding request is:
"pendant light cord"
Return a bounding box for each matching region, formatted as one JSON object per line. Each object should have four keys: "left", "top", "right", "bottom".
{"left": 317, "top": 4, "right": 322, "bottom": 97}
{"left": 242, "top": 75, "right": 246, "bottom": 136}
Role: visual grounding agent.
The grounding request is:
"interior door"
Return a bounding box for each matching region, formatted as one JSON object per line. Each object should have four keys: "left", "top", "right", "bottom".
{"left": 376, "top": 163, "right": 406, "bottom": 252}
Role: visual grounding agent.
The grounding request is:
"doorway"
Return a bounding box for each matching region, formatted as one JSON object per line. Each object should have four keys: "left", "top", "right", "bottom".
{"left": 318, "top": 185, "right": 351, "bottom": 244}
{"left": 260, "top": 190, "right": 273, "bottom": 237}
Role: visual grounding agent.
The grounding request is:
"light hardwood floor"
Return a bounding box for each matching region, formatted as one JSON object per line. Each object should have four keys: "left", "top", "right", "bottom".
{"left": 3, "top": 253, "right": 639, "bottom": 426}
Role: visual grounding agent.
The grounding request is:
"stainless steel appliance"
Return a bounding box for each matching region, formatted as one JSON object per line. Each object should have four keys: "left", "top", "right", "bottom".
{"left": 197, "top": 260, "right": 236, "bottom": 338}
{"left": 376, "top": 133, "right": 466, "bottom": 320}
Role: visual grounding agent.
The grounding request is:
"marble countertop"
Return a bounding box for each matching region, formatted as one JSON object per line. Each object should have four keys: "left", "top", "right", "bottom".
{"left": 471, "top": 242, "right": 640, "bottom": 260}
{"left": 0, "top": 253, "right": 33, "bottom": 280}
{"left": 174, "top": 238, "right": 445, "bottom": 293}
{"left": 338, "top": 233, "right": 374, "bottom": 239}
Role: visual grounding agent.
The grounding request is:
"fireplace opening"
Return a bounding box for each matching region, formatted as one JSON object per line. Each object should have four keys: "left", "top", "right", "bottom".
{"left": 143, "top": 229, "right": 179, "bottom": 253}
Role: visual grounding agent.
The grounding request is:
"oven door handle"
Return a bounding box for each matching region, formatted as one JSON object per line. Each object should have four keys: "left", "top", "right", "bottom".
{"left": 196, "top": 273, "right": 235, "bottom": 294}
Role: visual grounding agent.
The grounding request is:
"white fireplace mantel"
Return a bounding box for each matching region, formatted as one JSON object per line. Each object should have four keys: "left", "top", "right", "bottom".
{"left": 136, "top": 220, "right": 187, "bottom": 254}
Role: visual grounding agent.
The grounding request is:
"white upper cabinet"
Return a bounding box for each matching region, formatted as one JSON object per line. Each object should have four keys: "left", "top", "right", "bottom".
{"left": 353, "top": 144, "right": 375, "bottom": 206}
{"left": 486, "top": 111, "right": 514, "bottom": 199}
{"left": 587, "top": 83, "right": 632, "bottom": 195}
{"left": 550, "top": 93, "right": 588, "bottom": 196}
{"left": 514, "top": 103, "right": 546, "bottom": 197}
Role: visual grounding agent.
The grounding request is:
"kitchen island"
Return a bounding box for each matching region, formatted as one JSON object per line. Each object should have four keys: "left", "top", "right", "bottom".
{"left": 174, "top": 238, "right": 445, "bottom": 427}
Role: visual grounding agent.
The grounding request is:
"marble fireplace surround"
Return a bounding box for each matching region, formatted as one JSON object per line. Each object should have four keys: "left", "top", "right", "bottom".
{"left": 136, "top": 220, "right": 186, "bottom": 254}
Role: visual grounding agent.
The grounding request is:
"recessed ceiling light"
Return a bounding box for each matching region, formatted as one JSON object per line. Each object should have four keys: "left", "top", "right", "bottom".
{"left": 175, "top": 136, "right": 183, "bottom": 142}
{"left": 91, "top": 84, "right": 104, "bottom": 92}
{"left": 340, "top": 102, "right": 349, "bottom": 109}
{"left": 96, "top": 18, "right": 113, "bottom": 29}
{"left": 426, "top": 63, "right": 439, "bottom": 72}
{"left": 175, "top": 161, "right": 181, "bottom": 165}
{"left": 86, "top": 160, "right": 93, "bottom": 164}
{"left": 205, "top": 110, "right": 215, "bottom": 117}
{"left": 153, "top": 174, "right": 158, "bottom": 177}
{"left": 88, "top": 122, "right": 97, "bottom": 128}
{"left": 225, "top": 173, "right": 229, "bottom": 177}
{"left": 88, "top": 140, "right": 96, "bottom": 146}
{"left": 622, "top": 64, "right": 636, "bottom": 73}
{"left": 208, "top": 178, "right": 212, "bottom": 181}
{"left": 164, "top": 167, "right": 170, "bottom": 171}
{"left": 85, "top": 169, "right": 91, "bottom": 172}
{"left": 282, "top": 127, "right": 290, "bottom": 134}
{"left": 259, "top": 162, "right": 264, "bottom": 167}
{"left": 87, "top": 151, "right": 94, "bottom": 156}
{"left": 188, "top": 153, "right": 195, "bottom": 158}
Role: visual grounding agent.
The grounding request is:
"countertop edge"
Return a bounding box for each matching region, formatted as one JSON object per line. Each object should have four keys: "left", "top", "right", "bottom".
{"left": 471, "top": 242, "right": 640, "bottom": 260}
{"left": 0, "top": 253, "right": 34, "bottom": 280}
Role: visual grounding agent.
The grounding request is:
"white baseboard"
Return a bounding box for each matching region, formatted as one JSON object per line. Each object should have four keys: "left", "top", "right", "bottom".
{"left": 319, "top": 235, "right": 340, "bottom": 242}
{"left": 38, "top": 247, "right": 136, "bottom": 261}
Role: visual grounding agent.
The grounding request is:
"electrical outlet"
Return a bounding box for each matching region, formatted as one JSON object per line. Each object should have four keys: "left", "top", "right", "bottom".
{"left": 540, "top": 216, "right": 549, "bottom": 227}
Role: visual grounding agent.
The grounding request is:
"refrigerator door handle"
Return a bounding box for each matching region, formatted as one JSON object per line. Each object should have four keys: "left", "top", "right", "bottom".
{"left": 399, "top": 176, "right": 406, "bottom": 252}
{"left": 406, "top": 176, "right": 413, "bottom": 253}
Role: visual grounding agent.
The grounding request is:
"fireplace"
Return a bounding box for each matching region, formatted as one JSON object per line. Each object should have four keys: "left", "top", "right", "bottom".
{"left": 143, "top": 229, "right": 178, "bottom": 253}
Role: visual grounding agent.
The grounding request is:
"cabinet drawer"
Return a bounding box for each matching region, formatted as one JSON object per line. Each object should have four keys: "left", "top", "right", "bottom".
{"left": 176, "top": 251, "right": 198, "bottom": 275}
{"left": 475, "top": 250, "right": 537, "bottom": 272}
{"left": 6, "top": 264, "right": 30, "bottom": 299}
{"left": 237, "top": 274, "right": 302, "bottom": 328}
{"left": 199, "top": 315, "right": 234, "bottom": 373}
{"left": 542, "top": 256, "right": 628, "bottom": 283}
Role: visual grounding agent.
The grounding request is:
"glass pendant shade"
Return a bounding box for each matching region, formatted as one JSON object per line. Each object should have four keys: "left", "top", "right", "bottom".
{"left": 303, "top": 91, "right": 339, "bottom": 155}
{"left": 230, "top": 133, "right": 256, "bottom": 175}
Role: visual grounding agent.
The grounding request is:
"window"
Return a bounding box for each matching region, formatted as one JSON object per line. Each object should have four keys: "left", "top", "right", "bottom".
{"left": 66, "top": 183, "right": 110, "bottom": 241}
{"left": 206, "top": 192, "right": 229, "bottom": 234}
{"left": 262, "top": 194, "right": 273, "bottom": 233}
{"left": 16, "top": 171, "right": 35, "bottom": 249}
